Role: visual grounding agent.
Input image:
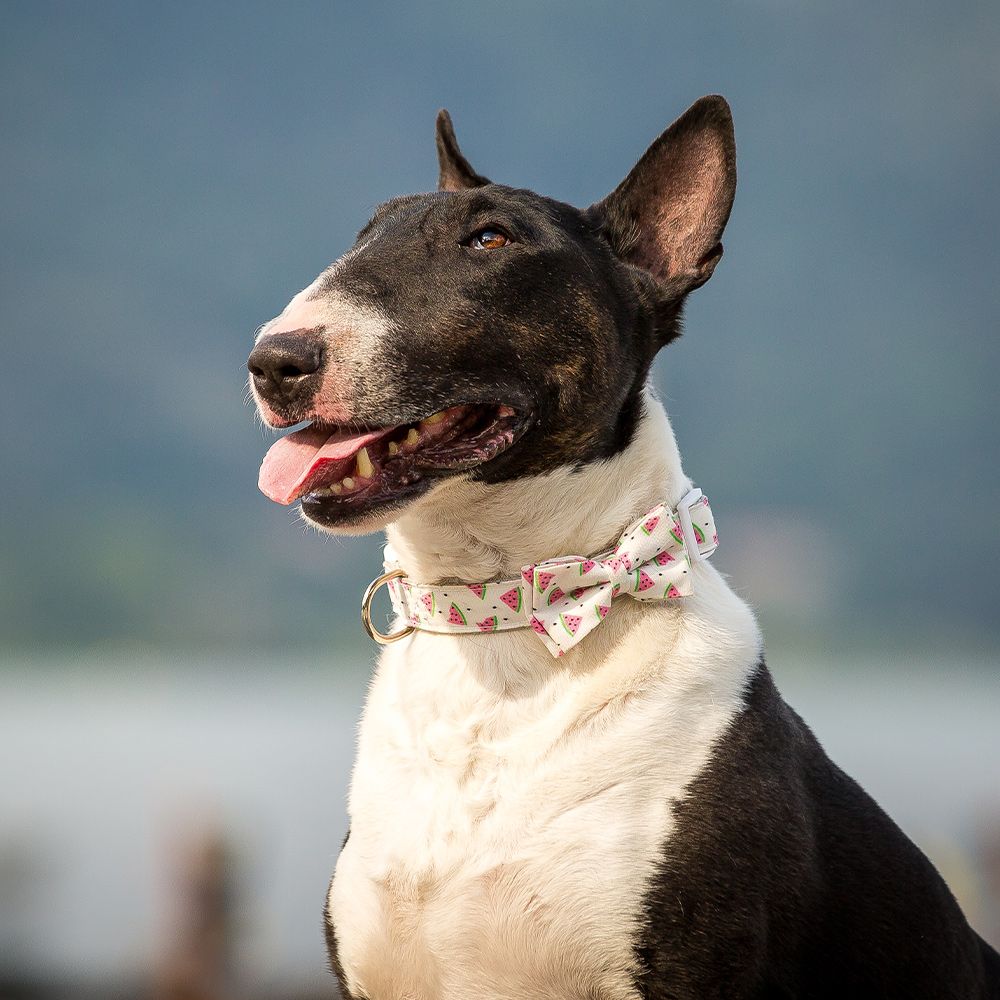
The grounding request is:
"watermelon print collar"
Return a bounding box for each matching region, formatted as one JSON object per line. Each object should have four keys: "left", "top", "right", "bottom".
{"left": 363, "top": 489, "right": 719, "bottom": 658}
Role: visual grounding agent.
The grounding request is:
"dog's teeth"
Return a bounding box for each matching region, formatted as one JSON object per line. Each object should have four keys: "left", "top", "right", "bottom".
{"left": 343, "top": 477, "right": 355, "bottom": 490}
{"left": 387, "top": 440, "right": 400, "bottom": 457}
{"left": 421, "top": 411, "right": 446, "bottom": 426}
{"left": 405, "top": 427, "right": 420, "bottom": 446}
{"left": 356, "top": 447, "right": 373, "bottom": 479}
{"left": 331, "top": 483, "right": 343, "bottom": 495}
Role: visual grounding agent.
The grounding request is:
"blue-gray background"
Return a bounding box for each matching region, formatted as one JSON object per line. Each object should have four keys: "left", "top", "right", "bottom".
{"left": 2, "top": 2, "right": 998, "bottom": 997}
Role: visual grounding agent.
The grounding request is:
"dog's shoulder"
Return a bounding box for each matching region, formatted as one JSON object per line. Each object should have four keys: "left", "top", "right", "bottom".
{"left": 635, "top": 663, "right": 998, "bottom": 999}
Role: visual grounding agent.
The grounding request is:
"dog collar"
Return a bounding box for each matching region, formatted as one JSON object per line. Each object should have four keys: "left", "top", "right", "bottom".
{"left": 361, "top": 489, "right": 718, "bottom": 658}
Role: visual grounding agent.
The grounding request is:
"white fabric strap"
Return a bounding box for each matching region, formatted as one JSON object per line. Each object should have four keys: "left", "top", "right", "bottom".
{"left": 380, "top": 489, "right": 718, "bottom": 657}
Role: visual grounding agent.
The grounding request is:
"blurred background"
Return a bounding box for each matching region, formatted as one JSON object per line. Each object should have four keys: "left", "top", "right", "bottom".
{"left": 2, "top": 1, "right": 998, "bottom": 997}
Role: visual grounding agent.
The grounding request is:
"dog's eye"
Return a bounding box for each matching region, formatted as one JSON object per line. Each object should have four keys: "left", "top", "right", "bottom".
{"left": 469, "top": 228, "right": 511, "bottom": 250}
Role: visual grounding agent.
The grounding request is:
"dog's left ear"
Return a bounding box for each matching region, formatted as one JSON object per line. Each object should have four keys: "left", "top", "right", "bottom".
{"left": 592, "top": 95, "right": 736, "bottom": 295}
{"left": 436, "top": 109, "right": 491, "bottom": 191}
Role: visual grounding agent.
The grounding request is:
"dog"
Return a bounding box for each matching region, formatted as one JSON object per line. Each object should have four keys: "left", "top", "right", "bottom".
{"left": 248, "top": 96, "right": 1000, "bottom": 999}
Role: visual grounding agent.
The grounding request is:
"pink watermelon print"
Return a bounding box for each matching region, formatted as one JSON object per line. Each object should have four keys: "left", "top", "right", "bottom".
{"left": 596, "top": 604, "right": 611, "bottom": 620}
{"left": 535, "top": 570, "right": 555, "bottom": 592}
{"left": 547, "top": 586, "right": 565, "bottom": 606}
{"left": 499, "top": 587, "right": 522, "bottom": 613}
{"left": 477, "top": 615, "right": 498, "bottom": 632}
{"left": 692, "top": 523, "right": 706, "bottom": 545}
{"left": 559, "top": 613, "right": 582, "bottom": 637}
{"left": 521, "top": 566, "right": 535, "bottom": 586}
{"left": 640, "top": 514, "right": 660, "bottom": 536}
{"left": 447, "top": 603, "right": 468, "bottom": 626}
{"left": 420, "top": 592, "right": 436, "bottom": 616}
{"left": 579, "top": 559, "right": 596, "bottom": 575}
{"left": 665, "top": 583, "right": 681, "bottom": 599}
{"left": 529, "top": 615, "right": 547, "bottom": 635}
{"left": 570, "top": 587, "right": 585, "bottom": 600}
{"left": 654, "top": 551, "right": 675, "bottom": 565}
{"left": 635, "top": 570, "right": 655, "bottom": 592}
{"left": 612, "top": 582, "right": 622, "bottom": 597}
{"left": 467, "top": 583, "right": 487, "bottom": 599}
{"left": 670, "top": 524, "right": 684, "bottom": 545}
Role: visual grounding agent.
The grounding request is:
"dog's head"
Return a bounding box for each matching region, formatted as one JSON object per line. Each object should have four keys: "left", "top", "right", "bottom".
{"left": 248, "top": 96, "right": 735, "bottom": 533}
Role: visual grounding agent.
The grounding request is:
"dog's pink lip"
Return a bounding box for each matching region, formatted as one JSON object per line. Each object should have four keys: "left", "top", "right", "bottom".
{"left": 258, "top": 404, "right": 500, "bottom": 505}
{"left": 297, "top": 403, "right": 529, "bottom": 528}
{"left": 258, "top": 403, "right": 525, "bottom": 508}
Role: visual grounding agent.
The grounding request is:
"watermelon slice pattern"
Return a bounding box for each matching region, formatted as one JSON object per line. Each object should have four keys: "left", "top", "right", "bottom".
{"left": 377, "top": 496, "right": 716, "bottom": 656}
{"left": 560, "top": 613, "right": 582, "bottom": 637}
{"left": 500, "top": 587, "right": 522, "bottom": 613}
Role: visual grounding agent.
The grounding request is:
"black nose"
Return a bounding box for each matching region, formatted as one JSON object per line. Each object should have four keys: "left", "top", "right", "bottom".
{"left": 248, "top": 331, "right": 325, "bottom": 407}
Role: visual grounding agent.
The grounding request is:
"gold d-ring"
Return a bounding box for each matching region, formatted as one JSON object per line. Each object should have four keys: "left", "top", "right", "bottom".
{"left": 361, "top": 569, "right": 415, "bottom": 645}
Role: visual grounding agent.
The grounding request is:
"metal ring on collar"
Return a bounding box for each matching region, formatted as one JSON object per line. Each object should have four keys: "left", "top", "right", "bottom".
{"left": 361, "top": 568, "right": 415, "bottom": 644}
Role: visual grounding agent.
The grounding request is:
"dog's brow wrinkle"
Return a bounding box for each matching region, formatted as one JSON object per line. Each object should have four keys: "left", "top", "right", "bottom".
{"left": 465, "top": 192, "right": 499, "bottom": 216}
{"left": 416, "top": 203, "right": 436, "bottom": 236}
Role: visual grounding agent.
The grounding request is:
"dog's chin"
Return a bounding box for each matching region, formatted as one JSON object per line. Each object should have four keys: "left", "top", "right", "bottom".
{"left": 258, "top": 402, "right": 533, "bottom": 535}
{"left": 299, "top": 479, "right": 434, "bottom": 535}
{"left": 298, "top": 475, "right": 451, "bottom": 535}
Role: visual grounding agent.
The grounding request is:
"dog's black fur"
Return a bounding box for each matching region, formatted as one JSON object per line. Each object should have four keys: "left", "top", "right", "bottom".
{"left": 255, "top": 97, "right": 1000, "bottom": 996}
{"left": 637, "top": 664, "right": 1000, "bottom": 998}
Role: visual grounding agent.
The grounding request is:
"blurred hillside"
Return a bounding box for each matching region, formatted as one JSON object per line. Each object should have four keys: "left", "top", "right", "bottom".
{"left": 2, "top": 1, "right": 998, "bottom": 654}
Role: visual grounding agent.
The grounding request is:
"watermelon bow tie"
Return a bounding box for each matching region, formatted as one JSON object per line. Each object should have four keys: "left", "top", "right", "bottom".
{"left": 365, "top": 489, "right": 718, "bottom": 657}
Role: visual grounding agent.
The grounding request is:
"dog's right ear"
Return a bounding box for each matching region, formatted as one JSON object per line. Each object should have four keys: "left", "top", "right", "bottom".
{"left": 436, "top": 109, "right": 491, "bottom": 191}
{"left": 591, "top": 95, "right": 736, "bottom": 297}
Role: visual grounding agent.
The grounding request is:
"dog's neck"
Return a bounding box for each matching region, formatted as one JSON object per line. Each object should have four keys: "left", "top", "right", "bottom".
{"left": 387, "top": 390, "right": 691, "bottom": 585}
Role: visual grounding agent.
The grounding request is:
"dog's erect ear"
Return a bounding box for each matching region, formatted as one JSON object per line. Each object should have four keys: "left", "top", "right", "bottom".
{"left": 436, "top": 109, "right": 491, "bottom": 191}
{"left": 593, "top": 95, "right": 736, "bottom": 294}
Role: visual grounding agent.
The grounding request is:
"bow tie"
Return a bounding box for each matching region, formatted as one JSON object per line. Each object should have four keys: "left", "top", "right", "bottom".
{"left": 363, "top": 490, "right": 718, "bottom": 657}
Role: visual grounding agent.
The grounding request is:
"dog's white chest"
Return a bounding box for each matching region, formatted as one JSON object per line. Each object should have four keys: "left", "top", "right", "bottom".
{"left": 332, "top": 754, "right": 655, "bottom": 1000}
{"left": 328, "top": 608, "right": 756, "bottom": 1000}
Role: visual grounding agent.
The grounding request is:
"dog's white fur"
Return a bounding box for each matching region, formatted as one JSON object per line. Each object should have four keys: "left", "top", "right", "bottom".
{"left": 254, "top": 285, "right": 401, "bottom": 427}
{"left": 327, "top": 390, "right": 761, "bottom": 1000}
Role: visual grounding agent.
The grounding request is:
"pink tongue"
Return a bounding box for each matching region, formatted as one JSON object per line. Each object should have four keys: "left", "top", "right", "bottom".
{"left": 259, "top": 425, "right": 388, "bottom": 504}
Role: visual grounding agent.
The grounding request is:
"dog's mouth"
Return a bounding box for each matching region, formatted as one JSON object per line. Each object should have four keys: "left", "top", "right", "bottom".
{"left": 258, "top": 403, "right": 529, "bottom": 524}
